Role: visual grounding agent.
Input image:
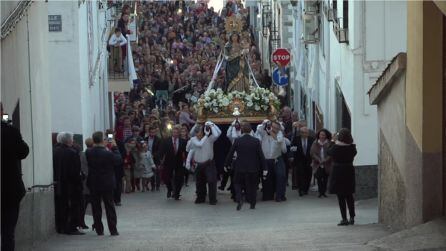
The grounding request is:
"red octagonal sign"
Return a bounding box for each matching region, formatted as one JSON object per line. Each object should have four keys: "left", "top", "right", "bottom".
{"left": 272, "top": 48, "right": 291, "bottom": 67}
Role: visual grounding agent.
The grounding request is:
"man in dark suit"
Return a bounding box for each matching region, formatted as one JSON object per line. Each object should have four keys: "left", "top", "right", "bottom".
{"left": 158, "top": 124, "right": 187, "bottom": 200}
{"left": 291, "top": 127, "right": 315, "bottom": 196}
{"left": 145, "top": 126, "right": 162, "bottom": 191}
{"left": 53, "top": 132, "right": 84, "bottom": 235}
{"left": 86, "top": 131, "right": 122, "bottom": 236}
{"left": 1, "top": 117, "right": 29, "bottom": 251}
{"left": 225, "top": 121, "right": 267, "bottom": 210}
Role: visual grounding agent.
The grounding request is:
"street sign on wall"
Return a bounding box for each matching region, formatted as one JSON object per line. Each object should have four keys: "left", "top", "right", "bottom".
{"left": 272, "top": 48, "right": 291, "bottom": 67}
{"left": 48, "top": 15, "right": 62, "bottom": 32}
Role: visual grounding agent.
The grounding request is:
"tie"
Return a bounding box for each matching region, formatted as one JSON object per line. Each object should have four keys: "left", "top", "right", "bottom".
{"left": 173, "top": 138, "right": 177, "bottom": 154}
{"left": 303, "top": 139, "right": 307, "bottom": 155}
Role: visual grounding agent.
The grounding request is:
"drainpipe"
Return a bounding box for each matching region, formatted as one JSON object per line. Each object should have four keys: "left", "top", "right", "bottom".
{"left": 26, "top": 11, "right": 36, "bottom": 188}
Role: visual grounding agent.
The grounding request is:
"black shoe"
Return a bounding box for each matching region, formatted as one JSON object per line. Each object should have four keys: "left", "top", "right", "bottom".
{"left": 80, "top": 224, "right": 89, "bottom": 230}
{"left": 275, "top": 198, "right": 281, "bottom": 202}
{"left": 322, "top": 194, "right": 328, "bottom": 198}
{"left": 337, "top": 219, "right": 349, "bottom": 226}
{"left": 209, "top": 200, "right": 217, "bottom": 205}
{"left": 167, "top": 190, "right": 172, "bottom": 198}
{"left": 66, "top": 230, "right": 85, "bottom": 235}
{"left": 111, "top": 231, "right": 119, "bottom": 236}
{"left": 282, "top": 197, "right": 287, "bottom": 201}
{"left": 299, "top": 192, "right": 304, "bottom": 197}
{"left": 218, "top": 186, "right": 225, "bottom": 191}
{"left": 250, "top": 204, "right": 255, "bottom": 209}
{"left": 236, "top": 201, "right": 243, "bottom": 211}
{"left": 174, "top": 195, "right": 181, "bottom": 200}
{"left": 92, "top": 225, "right": 104, "bottom": 235}
{"left": 318, "top": 194, "right": 322, "bottom": 198}
{"left": 349, "top": 218, "right": 355, "bottom": 225}
{"left": 195, "top": 198, "right": 205, "bottom": 204}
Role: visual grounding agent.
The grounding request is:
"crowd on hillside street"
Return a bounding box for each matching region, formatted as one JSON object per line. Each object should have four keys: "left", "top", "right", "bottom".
{"left": 0, "top": 2, "right": 357, "bottom": 248}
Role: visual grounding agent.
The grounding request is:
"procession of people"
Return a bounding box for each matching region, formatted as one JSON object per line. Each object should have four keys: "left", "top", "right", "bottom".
{"left": 44, "top": 0, "right": 358, "bottom": 241}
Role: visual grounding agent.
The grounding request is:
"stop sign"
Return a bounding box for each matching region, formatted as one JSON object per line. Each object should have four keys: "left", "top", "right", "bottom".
{"left": 272, "top": 48, "right": 291, "bottom": 67}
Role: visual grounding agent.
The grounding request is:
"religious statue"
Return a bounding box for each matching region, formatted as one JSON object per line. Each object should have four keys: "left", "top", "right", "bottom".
{"left": 223, "top": 15, "right": 252, "bottom": 93}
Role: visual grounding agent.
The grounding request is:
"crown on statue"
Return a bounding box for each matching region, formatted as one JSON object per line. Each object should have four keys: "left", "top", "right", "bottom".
{"left": 225, "top": 15, "right": 244, "bottom": 34}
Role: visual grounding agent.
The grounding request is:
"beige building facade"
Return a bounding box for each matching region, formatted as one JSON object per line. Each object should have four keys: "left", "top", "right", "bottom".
{"left": 370, "top": 1, "right": 446, "bottom": 230}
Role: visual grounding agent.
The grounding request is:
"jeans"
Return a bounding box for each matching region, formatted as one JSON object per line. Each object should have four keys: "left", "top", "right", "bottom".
{"left": 275, "top": 157, "right": 287, "bottom": 200}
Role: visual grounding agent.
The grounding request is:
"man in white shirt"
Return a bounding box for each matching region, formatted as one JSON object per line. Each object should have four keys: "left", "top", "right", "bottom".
{"left": 256, "top": 120, "right": 288, "bottom": 202}
{"left": 186, "top": 121, "right": 221, "bottom": 205}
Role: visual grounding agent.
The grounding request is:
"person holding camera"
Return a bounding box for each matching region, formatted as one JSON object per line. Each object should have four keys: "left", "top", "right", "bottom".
{"left": 186, "top": 121, "right": 221, "bottom": 205}
{"left": 1, "top": 111, "right": 30, "bottom": 250}
{"left": 256, "top": 120, "right": 288, "bottom": 202}
{"left": 86, "top": 131, "right": 122, "bottom": 236}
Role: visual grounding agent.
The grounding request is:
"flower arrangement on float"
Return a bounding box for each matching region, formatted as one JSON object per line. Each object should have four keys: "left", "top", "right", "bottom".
{"left": 193, "top": 87, "right": 280, "bottom": 123}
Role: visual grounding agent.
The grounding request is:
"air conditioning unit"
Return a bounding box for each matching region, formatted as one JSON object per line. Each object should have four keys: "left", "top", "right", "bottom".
{"left": 333, "top": 17, "right": 348, "bottom": 43}
{"left": 303, "top": 0, "right": 319, "bottom": 15}
{"left": 302, "top": 13, "right": 320, "bottom": 44}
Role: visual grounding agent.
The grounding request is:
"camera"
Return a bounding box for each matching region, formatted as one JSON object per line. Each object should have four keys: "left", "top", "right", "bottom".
{"left": 107, "top": 133, "right": 114, "bottom": 143}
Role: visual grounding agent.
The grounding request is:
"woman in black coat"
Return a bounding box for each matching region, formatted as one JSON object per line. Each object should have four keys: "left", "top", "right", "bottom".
{"left": 327, "top": 128, "right": 357, "bottom": 226}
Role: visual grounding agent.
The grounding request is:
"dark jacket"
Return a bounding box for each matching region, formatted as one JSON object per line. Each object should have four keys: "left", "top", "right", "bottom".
{"left": 1, "top": 122, "right": 29, "bottom": 203}
{"left": 292, "top": 136, "right": 315, "bottom": 168}
{"left": 327, "top": 144, "right": 357, "bottom": 194}
{"left": 144, "top": 135, "right": 162, "bottom": 165}
{"left": 53, "top": 143, "right": 82, "bottom": 197}
{"left": 224, "top": 134, "right": 267, "bottom": 173}
{"left": 159, "top": 137, "right": 187, "bottom": 169}
{"left": 86, "top": 146, "right": 122, "bottom": 192}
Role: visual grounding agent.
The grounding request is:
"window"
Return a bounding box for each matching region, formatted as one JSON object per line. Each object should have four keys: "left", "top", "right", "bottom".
{"left": 343, "top": 0, "right": 348, "bottom": 29}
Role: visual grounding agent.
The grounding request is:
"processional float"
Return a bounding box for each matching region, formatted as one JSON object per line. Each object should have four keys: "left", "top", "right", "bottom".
{"left": 194, "top": 15, "right": 280, "bottom": 124}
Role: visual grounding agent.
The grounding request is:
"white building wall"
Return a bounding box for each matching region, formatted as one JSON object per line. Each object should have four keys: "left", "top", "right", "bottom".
{"left": 48, "top": 1, "right": 82, "bottom": 134}
{"left": 291, "top": 0, "right": 406, "bottom": 166}
{"left": 49, "top": 0, "right": 111, "bottom": 143}
{"left": 1, "top": 2, "right": 55, "bottom": 248}
{"left": 1, "top": 1, "right": 53, "bottom": 191}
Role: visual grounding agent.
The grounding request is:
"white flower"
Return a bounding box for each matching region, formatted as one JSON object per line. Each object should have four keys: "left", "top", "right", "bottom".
{"left": 213, "top": 107, "right": 219, "bottom": 113}
{"left": 247, "top": 101, "right": 253, "bottom": 107}
{"left": 254, "top": 105, "right": 261, "bottom": 111}
{"left": 222, "top": 98, "right": 230, "bottom": 106}
{"left": 205, "top": 96, "right": 211, "bottom": 101}
{"left": 204, "top": 103, "right": 209, "bottom": 108}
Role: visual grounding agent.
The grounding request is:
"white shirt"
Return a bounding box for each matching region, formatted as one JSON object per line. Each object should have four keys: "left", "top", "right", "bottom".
{"left": 186, "top": 123, "right": 221, "bottom": 163}
{"left": 256, "top": 124, "right": 287, "bottom": 159}
{"left": 108, "top": 33, "right": 128, "bottom": 46}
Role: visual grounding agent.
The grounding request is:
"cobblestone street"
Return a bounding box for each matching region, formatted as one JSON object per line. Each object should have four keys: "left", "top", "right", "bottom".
{"left": 34, "top": 185, "right": 390, "bottom": 251}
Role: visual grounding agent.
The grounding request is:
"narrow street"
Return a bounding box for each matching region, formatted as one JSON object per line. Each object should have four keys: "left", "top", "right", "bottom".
{"left": 35, "top": 185, "right": 389, "bottom": 251}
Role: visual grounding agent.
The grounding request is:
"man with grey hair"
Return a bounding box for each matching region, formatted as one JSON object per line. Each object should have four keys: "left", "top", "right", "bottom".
{"left": 53, "top": 132, "right": 84, "bottom": 235}
{"left": 291, "top": 127, "right": 315, "bottom": 196}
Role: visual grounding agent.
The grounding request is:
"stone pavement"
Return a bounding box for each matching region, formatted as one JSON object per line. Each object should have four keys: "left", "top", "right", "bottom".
{"left": 32, "top": 184, "right": 392, "bottom": 251}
